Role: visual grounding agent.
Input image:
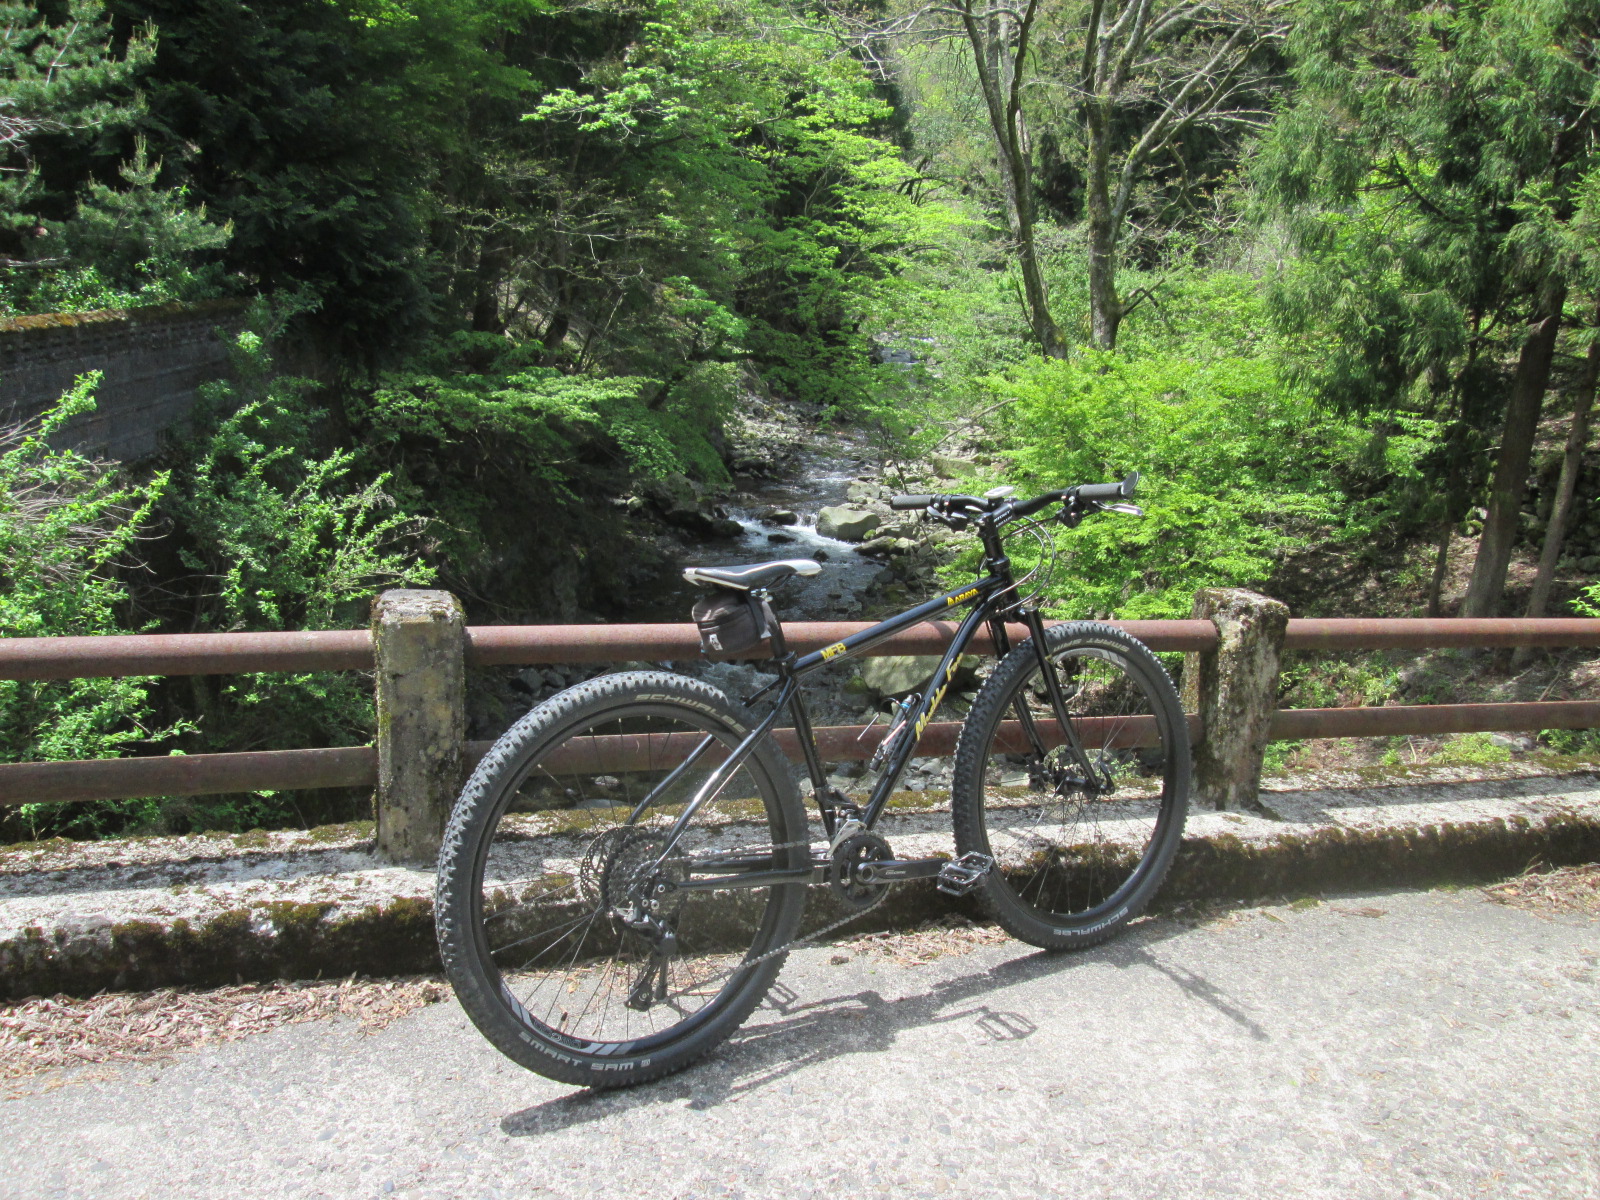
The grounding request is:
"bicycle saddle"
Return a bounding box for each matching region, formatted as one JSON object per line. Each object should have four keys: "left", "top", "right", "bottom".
{"left": 681, "top": 558, "right": 822, "bottom": 591}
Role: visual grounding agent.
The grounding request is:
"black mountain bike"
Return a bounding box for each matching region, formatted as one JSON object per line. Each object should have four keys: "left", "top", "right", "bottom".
{"left": 434, "top": 475, "right": 1190, "bottom": 1088}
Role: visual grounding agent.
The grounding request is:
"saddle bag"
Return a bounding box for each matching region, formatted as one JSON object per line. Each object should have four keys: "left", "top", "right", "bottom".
{"left": 692, "top": 589, "right": 774, "bottom": 658}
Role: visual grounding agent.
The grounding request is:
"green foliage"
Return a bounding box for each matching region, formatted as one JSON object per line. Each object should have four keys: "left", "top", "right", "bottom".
{"left": 993, "top": 274, "right": 1379, "bottom": 618}
{"left": 1280, "top": 654, "right": 1402, "bottom": 711}
{"left": 55, "top": 138, "right": 231, "bottom": 299}
{"left": 367, "top": 349, "right": 719, "bottom": 488}
{"left": 0, "top": 0, "right": 163, "bottom": 312}
{"left": 481, "top": 0, "right": 962, "bottom": 414}
{"left": 1540, "top": 727, "right": 1600, "bottom": 757}
{"left": 0, "top": 0, "right": 151, "bottom": 224}
{"left": 0, "top": 375, "right": 179, "bottom": 838}
{"left": 1261, "top": 740, "right": 1303, "bottom": 775}
{"left": 1575, "top": 580, "right": 1600, "bottom": 618}
{"left": 1427, "top": 732, "right": 1512, "bottom": 768}
{"left": 4, "top": 138, "right": 232, "bottom": 315}
{"left": 161, "top": 318, "right": 433, "bottom": 764}
{"left": 1258, "top": 0, "right": 1600, "bottom": 531}
{"left": 115, "top": 0, "right": 526, "bottom": 350}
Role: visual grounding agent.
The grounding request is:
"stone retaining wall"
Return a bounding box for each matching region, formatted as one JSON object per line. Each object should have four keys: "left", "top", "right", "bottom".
{"left": 0, "top": 300, "right": 248, "bottom": 461}
{"left": 2, "top": 765, "right": 1596, "bottom": 999}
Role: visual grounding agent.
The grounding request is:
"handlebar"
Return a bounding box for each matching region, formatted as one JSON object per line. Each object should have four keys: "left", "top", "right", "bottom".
{"left": 1077, "top": 475, "right": 1137, "bottom": 502}
{"left": 888, "top": 471, "right": 1139, "bottom": 528}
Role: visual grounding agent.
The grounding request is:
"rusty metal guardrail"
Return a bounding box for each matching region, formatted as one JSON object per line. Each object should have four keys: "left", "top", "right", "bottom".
{"left": 2, "top": 608, "right": 1597, "bottom": 851}
{"left": 7, "top": 617, "right": 1599, "bottom": 681}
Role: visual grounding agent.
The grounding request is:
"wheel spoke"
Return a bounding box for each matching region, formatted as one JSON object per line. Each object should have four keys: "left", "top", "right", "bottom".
{"left": 955, "top": 629, "right": 1188, "bottom": 947}
{"left": 436, "top": 674, "right": 805, "bottom": 1080}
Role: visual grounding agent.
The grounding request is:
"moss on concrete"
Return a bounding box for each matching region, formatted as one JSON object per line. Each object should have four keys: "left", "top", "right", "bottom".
{"left": 1164, "top": 809, "right": 1600, "bottom": 901}
{"left": 4, "top": 806, "right": 1596, "bottom": 1001}
{"left": 0, "top": 894, "right": 439, "bottom": 1002}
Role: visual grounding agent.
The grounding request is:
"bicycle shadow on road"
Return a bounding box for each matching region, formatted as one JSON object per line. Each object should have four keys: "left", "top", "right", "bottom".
{"left": 500, "top": 914, "right": 1262, "bottom": 1138}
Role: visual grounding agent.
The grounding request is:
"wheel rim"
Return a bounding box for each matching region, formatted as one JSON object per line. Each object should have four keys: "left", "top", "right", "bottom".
{"left": 978, "top": 644, "right": 1180, "bottom": 926}
{"left": 466, "top": 701, "right": 795, "bottom": 1052}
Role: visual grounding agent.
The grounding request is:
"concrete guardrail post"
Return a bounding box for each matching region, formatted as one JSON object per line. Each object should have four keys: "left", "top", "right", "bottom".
{"left": 1182, "top": 588, "right": 1290, "bottom": 811}
{"left": 372, "top": 589, "right": 466, "bottom": 865}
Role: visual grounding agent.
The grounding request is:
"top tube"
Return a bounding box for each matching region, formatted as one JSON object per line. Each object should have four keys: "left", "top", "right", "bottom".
{"left": 786, "top": 574, "right": 1010, "bottom": 678}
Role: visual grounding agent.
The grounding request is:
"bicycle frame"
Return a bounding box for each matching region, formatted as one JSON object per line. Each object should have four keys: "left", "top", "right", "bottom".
{"left": 646, "top": 527, "right": 1106, "bottom": 894}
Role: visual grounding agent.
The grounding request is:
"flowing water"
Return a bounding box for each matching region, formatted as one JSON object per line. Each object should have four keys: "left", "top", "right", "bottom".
{"left": 631, "top": 437, "right": 890, "bottom": 627}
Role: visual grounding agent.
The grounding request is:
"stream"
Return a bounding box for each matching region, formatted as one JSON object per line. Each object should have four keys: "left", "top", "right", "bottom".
{"left": 629, "top": 437, "right": 890, "bottom": 627}
{"left": 509, "top": 418, "right": 962, "bottom": 793}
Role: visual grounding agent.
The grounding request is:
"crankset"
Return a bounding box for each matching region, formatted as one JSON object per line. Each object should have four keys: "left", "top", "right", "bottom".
{"left": 830, "top": 831, "right": 893, "bottom": 911}
{"left": 829, "top": 834, "right": 993, "bottom": 905}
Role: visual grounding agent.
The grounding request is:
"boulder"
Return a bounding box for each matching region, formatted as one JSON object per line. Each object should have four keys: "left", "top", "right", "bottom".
{"left": 855, "top": 534, "right": 915, "bottom": 560}
{"left": 758, "top": 507, "right": 798, "bottom": 526}
{"left": 664, "top": 507, "right": 743, "bottom": 539}
{"left": 817, "top": 506, "right": 881, "bottom": 542}
{"left": 858, "top": 654, "right": 981, "bottom": 699}
{"left": 846, "top": 481, "right": 881, "bottom": 504}
{"left": 930, "top": 454, "right": 978, "bottom": 479}
{"left": 663, "top": 506, "right": 718, "bottom": 536}
{"left": 766, "top": 531, "right": 795, "bottom": 543}
{"left": 639, "top": 472, "right": 700, "bottom": 511}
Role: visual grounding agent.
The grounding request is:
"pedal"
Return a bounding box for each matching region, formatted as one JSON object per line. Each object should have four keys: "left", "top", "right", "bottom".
{"left": 936, "top": 853, "right": 994, "bottom": 897}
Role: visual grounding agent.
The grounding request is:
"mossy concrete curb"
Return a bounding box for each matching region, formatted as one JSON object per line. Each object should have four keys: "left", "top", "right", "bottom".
{"left": 3, "top": 764, "right": 1597, "bottom": 1001}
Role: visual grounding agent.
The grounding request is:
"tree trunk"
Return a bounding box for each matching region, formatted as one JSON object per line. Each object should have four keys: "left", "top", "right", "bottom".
{"left": 1425, "top": 522, "right": 1453, "bottom": 618}
{"left": 961, "top": 4, "right": 1065, "bottom": 359}
{"left": 1515, "top": 328, "right": 1598, "bottom": 650}
{"left": 1461, "top": 287, "right": 1567, "bottom": 617}
{"left": 470, "top": 243, "right": 508, "bottom": 335}
{"left": 1085, "top": 106, "right": 1121, "bottom": 351}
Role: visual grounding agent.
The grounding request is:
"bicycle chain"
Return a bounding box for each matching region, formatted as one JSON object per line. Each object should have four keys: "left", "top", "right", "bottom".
{"left": 661, "top": 837, "right": 891, "bottom": 990}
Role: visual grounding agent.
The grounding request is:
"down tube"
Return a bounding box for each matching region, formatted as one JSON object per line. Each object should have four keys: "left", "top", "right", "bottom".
{"left": 861, "top": 598, "right": 994, "bottom": 828}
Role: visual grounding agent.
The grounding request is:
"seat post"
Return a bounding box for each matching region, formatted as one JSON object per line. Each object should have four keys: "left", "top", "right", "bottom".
{"left": 753, "top": 587, "right": 788, "bottom": 659}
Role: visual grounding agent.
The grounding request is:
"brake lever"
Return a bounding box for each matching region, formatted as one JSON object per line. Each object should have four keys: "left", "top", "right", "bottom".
{"left": 1060, "top": 497, "right": 1145, "bottom": 528}
{"left": 923, "top": 499, "right": 971, "bottom": 531}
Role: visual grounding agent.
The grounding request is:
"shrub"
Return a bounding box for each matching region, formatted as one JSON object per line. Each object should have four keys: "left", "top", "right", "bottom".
{"left": 0, "top": 375, "right": 175, "bottom": 839}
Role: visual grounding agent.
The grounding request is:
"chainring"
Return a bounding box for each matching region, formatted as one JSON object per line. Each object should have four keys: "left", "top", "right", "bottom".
{"left": 830, "top": 831, "right": 893, "bottom": 911}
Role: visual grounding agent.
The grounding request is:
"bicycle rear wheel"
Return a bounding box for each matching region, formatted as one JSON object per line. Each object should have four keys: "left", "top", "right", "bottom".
{"left": 434, "top": 671, "right": 808, "bottom": 1088}
{"left": 952, "top": 623, "right": 1189, "bottom": 950}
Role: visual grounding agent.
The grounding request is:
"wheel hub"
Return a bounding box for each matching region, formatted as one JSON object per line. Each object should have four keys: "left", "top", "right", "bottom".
{"left": 581, "top": 828, "right": 685, "bottom": 923}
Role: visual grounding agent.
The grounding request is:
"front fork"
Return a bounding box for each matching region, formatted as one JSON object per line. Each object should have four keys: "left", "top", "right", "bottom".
{"left": 1010, "top": 607, "right": 1110, "bottom": 796}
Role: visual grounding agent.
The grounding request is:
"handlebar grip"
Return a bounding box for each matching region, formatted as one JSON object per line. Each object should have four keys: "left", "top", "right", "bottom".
{"left": 890, "top": 494, "right": 937, "bottom": 510}
{"left": 1077, "top": 471, "right": 1139, "bottom": 502}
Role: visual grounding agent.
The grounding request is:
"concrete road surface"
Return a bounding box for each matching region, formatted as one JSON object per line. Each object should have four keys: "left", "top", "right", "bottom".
{"left": 6, "top": 886, "right": 1597, "bottom": 1199}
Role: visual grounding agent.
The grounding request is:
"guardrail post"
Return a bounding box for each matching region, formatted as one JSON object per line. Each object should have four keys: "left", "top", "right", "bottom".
{"left": 1182, "top": 588, "right": 1289, "bottom": 811}
{"left": 372, "top": 589, "right": 466, "bottom": 865}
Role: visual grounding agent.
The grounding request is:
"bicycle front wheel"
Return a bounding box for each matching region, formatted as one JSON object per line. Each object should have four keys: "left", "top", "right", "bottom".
{"left": 952, "top": 623, "right": 1189, "bottom": 950}
{"left": 435, "top": 671, "right": 808, "bottom": 1088}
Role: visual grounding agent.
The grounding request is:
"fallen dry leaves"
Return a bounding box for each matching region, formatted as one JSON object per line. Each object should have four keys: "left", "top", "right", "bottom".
{"left": 828, "top": 915, "right": 1008, "bottom": 967}
{"left": 1484, "top": 863, "right": 1600, "bottom": 916}
{"left": 0, "top": 975, "right": 448, "bottom": 1081}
